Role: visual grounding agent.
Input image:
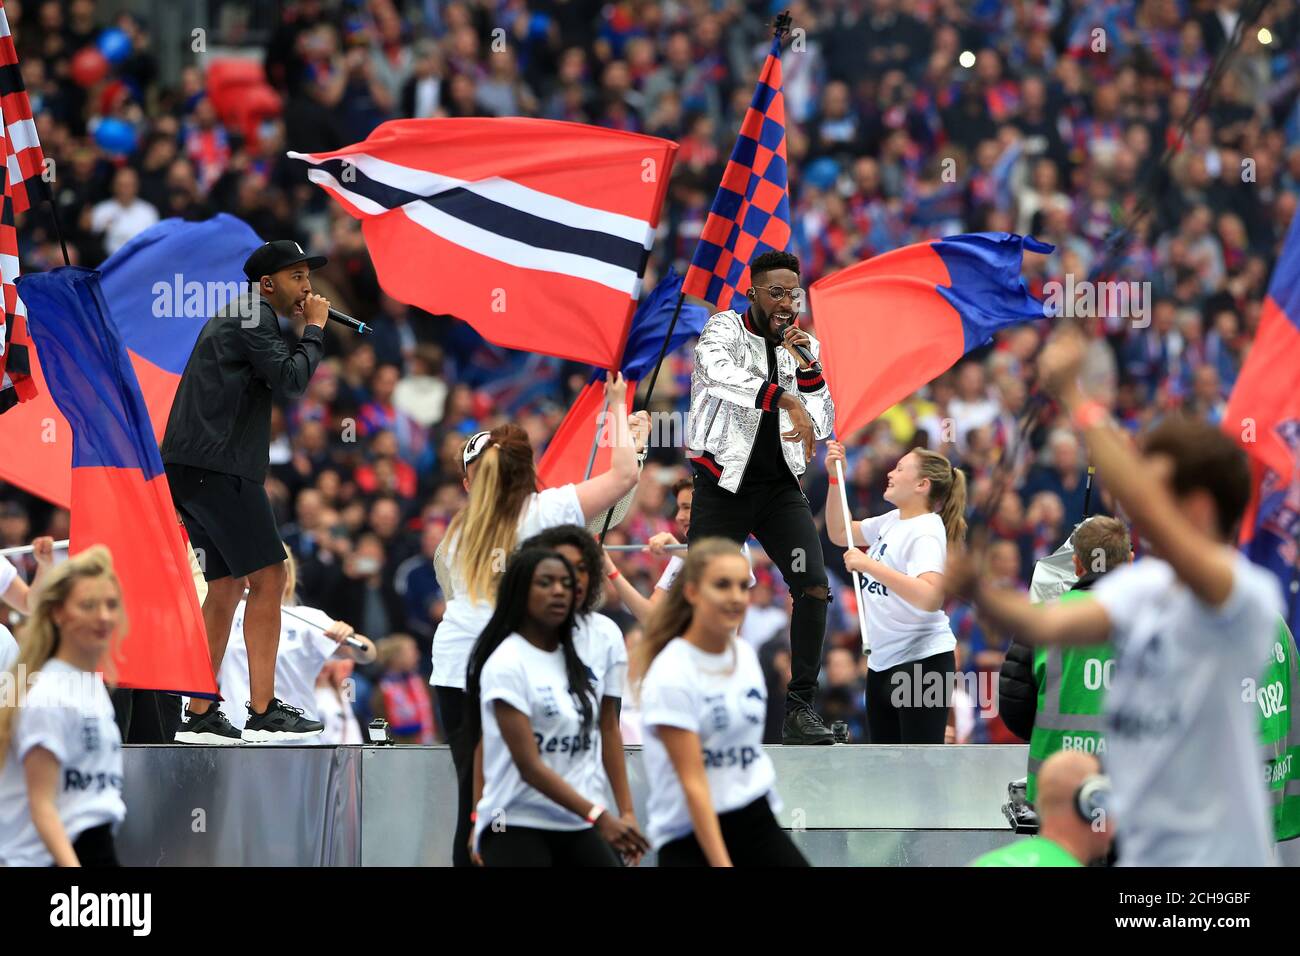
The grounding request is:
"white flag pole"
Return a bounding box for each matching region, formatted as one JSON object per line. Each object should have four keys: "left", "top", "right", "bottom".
{"left": 834, "top": 458, "right": 870, "bottom": 654}
{"left": 0, "top": 538, "right": 70, "bottom": 558}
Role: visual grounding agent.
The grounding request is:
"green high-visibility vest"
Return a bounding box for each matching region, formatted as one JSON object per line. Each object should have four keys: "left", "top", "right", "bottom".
{"left": 1257, "top": 620, "right": 1300, "bottom": 841}
{"left": 971, "top": 835, "right": 1082, "bottom": 867}
{"left": 1026, "top": 590, "right": 1300, "bottom": 843}
{"left": 1026, "top": 590, "right": 1110, "bottom": 804}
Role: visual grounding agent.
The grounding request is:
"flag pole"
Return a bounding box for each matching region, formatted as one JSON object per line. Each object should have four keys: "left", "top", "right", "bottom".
{"left": 832, "top": 451, "right": 871, "bottom": 654}
{"left": 595, "top": 283, "right": 687, "bottom": 545}
{"left": 45, "top": 196, "right": 71, "bottom": 267}
{"left": 582, "top": 380, "right": 613, "bottom": 481}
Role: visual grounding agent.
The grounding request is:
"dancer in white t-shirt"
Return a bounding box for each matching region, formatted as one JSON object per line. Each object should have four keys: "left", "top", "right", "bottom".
{"left": 604, "top": 477, "right": 756, "bottom": 625}
{"left": 466, "top": 546, "right": 649, "bottom": 866}
{"left": 825, "top": 441, "right": 966, "bottom": 743}
{"left": 0, "top": 546, "right": 126, "bottom": 867}
{"left": 434, "top": 373, "right": 646, "bottom": 866}
{"left": 948, "top": 327, "right": 1283, "bottom": 866}
{"left": 633, "top": 537, "right": 807, "bottom": 866}
{"left": 520, "top": 524, "right": 640, "bottom": 860}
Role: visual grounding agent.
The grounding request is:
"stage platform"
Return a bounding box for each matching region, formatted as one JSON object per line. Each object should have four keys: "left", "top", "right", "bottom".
{"left": 115, "top": 743, "right": 1300, "bottom": 866}
{"left": 117, "top": 743, "right": 1027, "bottom": 866}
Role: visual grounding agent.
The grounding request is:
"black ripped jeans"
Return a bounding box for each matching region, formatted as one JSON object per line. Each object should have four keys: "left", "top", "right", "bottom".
{"left": 688, "top": 472, "right": 829, "bottom": 712}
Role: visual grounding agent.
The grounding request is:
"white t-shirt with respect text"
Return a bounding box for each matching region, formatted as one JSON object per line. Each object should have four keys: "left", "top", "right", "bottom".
{"left": 640, "top": 637, "right": 780, "bottom": 850}
{"left": 856, "top": 510, "right": 955, "bottom": 670}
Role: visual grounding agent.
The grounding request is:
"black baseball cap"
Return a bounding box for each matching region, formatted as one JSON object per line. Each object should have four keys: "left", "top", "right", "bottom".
{"left": 243, "top": 240, "right": 328, "bottom": 282}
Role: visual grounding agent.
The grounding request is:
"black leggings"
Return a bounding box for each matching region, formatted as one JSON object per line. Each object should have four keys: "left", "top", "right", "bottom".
{"left": 437, "top": 685, "right": 475, "bottom": 869}
{"left": 865, "top": 650, "right": 955, "bottom": 744}
{"left": 479, "top": 824, "right": 620, "bottom": 867}
{"left": 71, "top": 823, "right": 119, "bottom": 867}
{"left": 657, "top": 795, "right": 809, "bottom": 867}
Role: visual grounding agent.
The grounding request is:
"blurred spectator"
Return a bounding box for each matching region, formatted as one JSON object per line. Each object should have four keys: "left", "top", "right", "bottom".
{"left": 370, "top": 634, "right": 437, "bottom": 744}
{"left": 90, "top": 167, "right": 159, "bottom": 255}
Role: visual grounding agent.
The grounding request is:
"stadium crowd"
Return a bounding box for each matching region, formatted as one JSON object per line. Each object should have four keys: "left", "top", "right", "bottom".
{"left": 2, "top": 0, "right": 1298, "bottom": 744}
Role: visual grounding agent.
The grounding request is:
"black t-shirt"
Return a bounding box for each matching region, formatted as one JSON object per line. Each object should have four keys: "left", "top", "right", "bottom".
{"left": 740, "top": 336, "right": 793, "bottom": 488}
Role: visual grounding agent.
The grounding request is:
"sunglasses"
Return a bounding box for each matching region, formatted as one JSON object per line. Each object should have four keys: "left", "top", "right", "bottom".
{"left": 755, "top": 285, "right": 805, "bottom": 302}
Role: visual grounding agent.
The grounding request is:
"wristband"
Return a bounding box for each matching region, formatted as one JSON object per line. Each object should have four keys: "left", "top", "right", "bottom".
{"left": 607, "top": 570, "right": 620, "bottom": 581}
{"left": 469, "top": 811, "right": 477, "bottom": 823}
{"left": 586, "top": 804, "right": 606, "bottom": 824}
{"left": 1072, "top": 399, "right": 1108, "bottom": 431}
{"left": 828, "top": 476, "right": 839, "bottom": 485}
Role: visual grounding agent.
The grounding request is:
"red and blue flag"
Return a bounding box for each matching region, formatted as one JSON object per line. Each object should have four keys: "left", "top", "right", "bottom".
{"left": 807, "top": 232, "right": 1052, "bottom": 438}
{"left": 17, "top": 267, "right": 216, "bottom": 696}
{"left": 538, "top": 266, "right": 709, "bottom": 487}
{"left": 0, "top": 214, "right": 263, "bottom": 506}
{"left": 681, "top": 35, "right": 790, "bottom": 314}
{"left": 1225, "top": 210, "right": 1300, "bottom": 635}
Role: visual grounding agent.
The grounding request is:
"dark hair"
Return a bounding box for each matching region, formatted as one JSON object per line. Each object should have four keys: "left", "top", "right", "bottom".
{"left": 750, "top": 250, "right": 800, "bottom": 281}
{"left": 670, "top": 477, "right": 693, "bottom": 501}
{"left": 519, "top": 525, "right": 605, "bottom": 615}
{"left": 1070, "top": 516, "right": 1131, "bottom": 577}
{"left": 1142, "top": 415, "right": 1252, "bottom": 540}
{"left": 464, "top": 548, "right": 596, "bottom": 752}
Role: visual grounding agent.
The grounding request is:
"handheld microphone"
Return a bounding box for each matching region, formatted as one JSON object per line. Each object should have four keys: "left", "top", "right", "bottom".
{"left": 327, "top": 307, "right": 372, "bottom": 335}
{"left": 779, "top": 317, "right": 817, "bottom": 369}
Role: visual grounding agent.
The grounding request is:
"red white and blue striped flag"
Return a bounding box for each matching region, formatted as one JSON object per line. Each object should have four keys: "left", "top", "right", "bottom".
{"left": 290, "top": 118, "right": 678, "bottom": 368}
{"left": 681, "top": 34, "right": 791, "bottom": 313}
{"left": 0, "top": 0, "right": 47, "bottom": 415}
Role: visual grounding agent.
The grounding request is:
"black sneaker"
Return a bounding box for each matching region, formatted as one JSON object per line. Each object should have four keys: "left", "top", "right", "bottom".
{"left": 782, "top": 705, "right": 836, "bottom": 745}
{"left": 242, "top": 698, "right": 324, "bottom": 742}
{"left": 175, "top": 705, "right": 244, "bottom": 745}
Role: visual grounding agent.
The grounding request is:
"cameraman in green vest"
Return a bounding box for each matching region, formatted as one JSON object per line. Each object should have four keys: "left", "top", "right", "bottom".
{"left": 999, "top": 517, "right": 1132, "bottom": 804}
{"left": 972, "top": 751, "right": 1114, "bottom": 866}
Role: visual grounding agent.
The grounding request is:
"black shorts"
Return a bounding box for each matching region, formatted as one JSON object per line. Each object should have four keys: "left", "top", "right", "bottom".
{"left": 164, "top": 462, "right": 286, "bottom": 582}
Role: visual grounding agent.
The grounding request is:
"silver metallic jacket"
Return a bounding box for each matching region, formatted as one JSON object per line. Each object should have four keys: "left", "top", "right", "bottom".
{"left": 686, "top": 309, "right": 835, "bottom": 493}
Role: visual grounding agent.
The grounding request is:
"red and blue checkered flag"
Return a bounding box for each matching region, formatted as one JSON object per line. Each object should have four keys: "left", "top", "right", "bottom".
{"left": 681, "top": 34, "right": 790, "bottom": 313}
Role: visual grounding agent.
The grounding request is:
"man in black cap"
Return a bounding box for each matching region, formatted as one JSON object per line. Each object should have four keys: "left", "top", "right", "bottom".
{"left": 161, "top": 240, "right": 332, "bottom": 744}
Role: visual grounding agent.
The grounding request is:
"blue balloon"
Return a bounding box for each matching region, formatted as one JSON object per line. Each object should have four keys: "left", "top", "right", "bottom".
{"left": 94, "top": 118, "right": 137, "bottom": 155}
{"left": 96, "top": 27, "right": 132, "bottom": 65}
{"left": 804, "top": 157, "right": 841, "bottom": 192}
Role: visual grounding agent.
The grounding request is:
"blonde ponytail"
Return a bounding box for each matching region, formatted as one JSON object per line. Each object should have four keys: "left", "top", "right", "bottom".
{"left": 912, "top": 447, "right": 967, "bottom": 544}
{"left": 449, "top": 425, "right": 538, "bottom": 603}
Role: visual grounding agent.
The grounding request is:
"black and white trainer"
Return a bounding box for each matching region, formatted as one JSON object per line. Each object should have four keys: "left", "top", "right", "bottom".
{"left": 175, "top": 705, "right": 244, "bottom": 745}
{"left": 242, "top": 698, "right": 324, "bottom": 743}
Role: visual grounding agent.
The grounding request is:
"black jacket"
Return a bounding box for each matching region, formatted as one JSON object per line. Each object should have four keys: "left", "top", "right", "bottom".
{"left": 161, "top": 300, "right": 325, "bottom": 482}
{"left": 997, "top": 572, "right": 1101, "bottom": 742}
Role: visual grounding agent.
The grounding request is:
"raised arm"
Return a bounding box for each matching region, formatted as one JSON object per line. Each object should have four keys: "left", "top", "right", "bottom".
{"left": 823, "top": 441, "right": 868, "bottom": 547}
{"left": 1039, "top": 328, "right": 1237, "bottom": 607}
{"left": 945, "top": 546, "right": 1112, "bottom": 648}
{"left": 574, "top": 372, "right": 642, "bottom": 521}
